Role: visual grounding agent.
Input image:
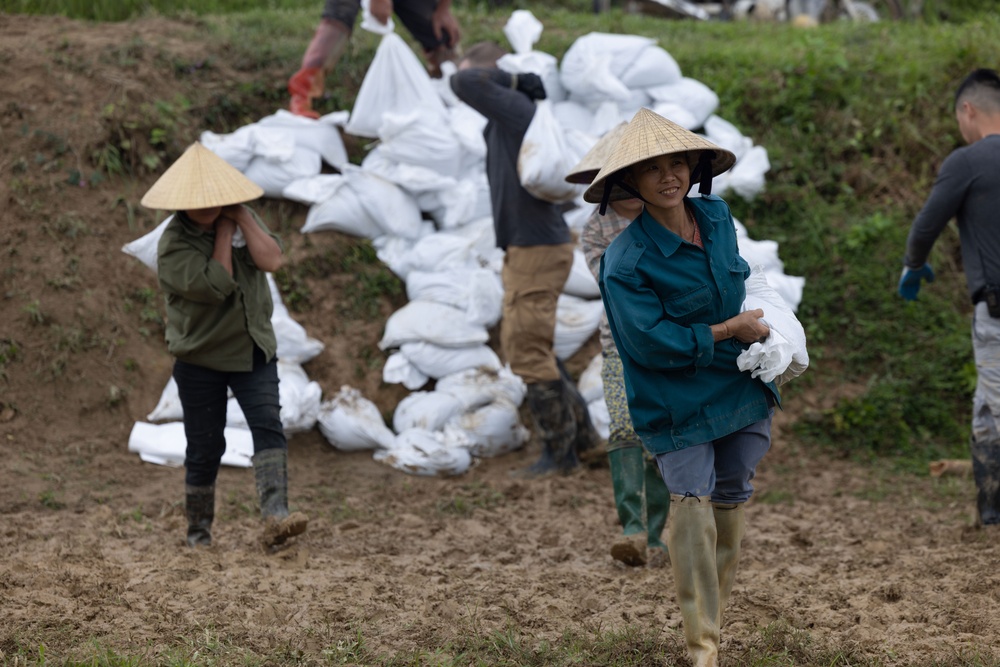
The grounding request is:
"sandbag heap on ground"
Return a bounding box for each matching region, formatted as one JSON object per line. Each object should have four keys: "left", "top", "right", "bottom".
{"left": 122, "top": 9, "right": 804, "bottom": 477}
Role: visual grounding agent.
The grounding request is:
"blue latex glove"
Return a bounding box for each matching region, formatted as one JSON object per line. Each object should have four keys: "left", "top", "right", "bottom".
{"left": 898, "top": 264, "right": 935, "bottom": 301}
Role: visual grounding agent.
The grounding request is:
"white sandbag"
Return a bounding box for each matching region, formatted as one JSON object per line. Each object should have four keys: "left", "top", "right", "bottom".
{"left": 764, "top": 271, "right": 806, "bottom": 313}
{"left": 591, "top": 100, "right": 628, "bottom": 137}
{"left": 405, "top": 268, "right": 503, "bottom": 327}
{"left": 445, "top": 216, "right": 503, "bottom": 271}
{"left": 704, "top": 115, "right": 753, "bottom": 162}
{"left": 343, "top": 165, "right": 425, "bottom": 240}
{"left": 448, "top": 103, "right": 488, "bottom": 159}
{"left": 518, "top": 100, "right": 588, "bottom": 204}
{"left": 560, "top": 33, "right": 655, "bottom": 103}
{"left": 268, "top": 274, "right": 324, "bottom": 364}
{"left": 736, "top": 267, "right": 808, "bottom": 385}
{"left": 554, "top": 294, "right": 605, "bottom": 360}
{"left": 726, "top": 145, "right": 770, "bottom": 201}
{"left": 345, "top": 32, "right": 447, "bottom": 139}
{"left": 499, "top": 50, "right": 566, "bottom": 103}
{"left": 552, "top": 100, "right": 596, "bottom": 133}
{"left": 373, "top": 235, "right": 418, "bottom": 279}
{"left": 448, "top": 398, "right": 530, "bottom": 458}
{"left": 360, "top": 0, "right": 395, "bottom": 33}
{"left": 503, "top": 9, "right": 543, "bottom": 54}
{"left": 200, "top": 127, "right": 256, "bottom": 171}
{"left": 563, "top": 203, "right": 595, "bottom": 233}
{"left": 256, "top": 109, "right": 349, "bottom": 169}
{"left": 377, "top": 105, "right": 464, "bottom": 179}
{"left": 299, "top": 184, "right": 384, "bottom": 239}
{"left": 588, "top": 398, "right": 611, "bottom": 441}
{"left": 577, "top": 353, "right": 604, "bottom": 404}
{"left": 392, "top": 390, "right": 465, "bottom": 433}
{"left": 651, "top": 101, "right": 699, "bottom": 131}
{"left": 379, "top": 300, "right": 489, "bottom": 350}
{"left": 317, "top": 385, "right": 396, "bottom": 451}
{"left": 422, "top": 178, "right": 486, "bottom": 229}
{"left": 244, "top": 146, "right": 322, "bottom": 199}
{"left": 646, "top": 77, "right": 719, "bottom": 130}
{"left": 436, "top": 366, "right": 527, "bottom": 411}
{"left": 147, "top": 376, "right": 182, "bottom": 422}
{"left": 401, "top": 231, "right": 479, "bottom": 273}
{"left": 127, "top": 421, "right": 254, "bottom": 468}
{"left": 400, "top": 341, "right": 502, "bottom": 379}
{"left": 382, "top": 351, "right": 430, "bottom": 390}
{"left": 563, "top": 248, "right": 601, "bottom": 299}
{"left": 373, "top": 428, "right": 472, "bottom": 476}
{"left": 122, "top": 216, "right": 171, "bottom": 272}
{"left": 619, "top": 45, "right": 682, "bottom": 89}
{"left": 738, "top": 237, "right": 784, "bottom": 275}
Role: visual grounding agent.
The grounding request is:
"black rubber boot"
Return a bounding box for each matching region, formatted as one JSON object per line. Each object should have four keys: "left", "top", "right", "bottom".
{"left": 557, "top": 360, "right": 603, "bottom": 464}
{"left": 253, "top": 448, "right": 309, "bottom": 548}
{"left": 185, "top": 484, "right": 215, "bottom": 548}
{"left": 971, "top": 437, "right": 1000, "bottom": 526}
{"left": 515, "top": 380, "right": 579, "bottom": 478}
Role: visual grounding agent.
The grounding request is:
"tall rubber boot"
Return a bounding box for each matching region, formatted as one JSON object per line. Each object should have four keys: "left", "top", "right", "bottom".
{"left": 712, "top": 502, "right": 746, "bottom": 629}
{"left": 971, "top": 438, "right": 1000, "bottom": 526}
{"left": 667, "top": 494, "right": 720, "bottom": 667}
{"left": 557, "top": 359, "right": 602, "bottom": 464}
{"left": 185, "top": 484, "right": 215, "bottom": 548}
{"left": 645, "top": 459, "right": 671, "bottom": 567}
{"left": 253, "top": 448, "right": 309, "bottom": 548}
{"left": 288, "top": 19, "right": 351, "bottom": 118}
{"left": 608, "top": 446, "right": 647, "bottom": 566}
{"left": 515, "top": 380, "right": 578, "bottom": 478}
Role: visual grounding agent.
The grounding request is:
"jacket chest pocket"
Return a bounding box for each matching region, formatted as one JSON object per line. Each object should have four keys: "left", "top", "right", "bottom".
{"left": 662, "top": 284, "right": 713, "bottom": 324}
{"left": 729, "top": 255, "right": 750, "bottom": 285}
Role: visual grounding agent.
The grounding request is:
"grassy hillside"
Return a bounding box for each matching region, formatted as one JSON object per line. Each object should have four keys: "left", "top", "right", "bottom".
{"left": 6, "top": 1, "right": 999, "bottom": 470}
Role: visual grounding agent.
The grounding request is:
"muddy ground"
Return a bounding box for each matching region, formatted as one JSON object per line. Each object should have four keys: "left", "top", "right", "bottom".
{"left": 0, "top": 13, "right": 997, "bottom": 666}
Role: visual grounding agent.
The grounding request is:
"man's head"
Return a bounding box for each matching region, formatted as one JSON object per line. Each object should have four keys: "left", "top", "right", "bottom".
{"left": 954, "top": 68, "right": 1000, "bottom": 144}
{"left": 457, "top": 41, "right": 508, "bottom": 71}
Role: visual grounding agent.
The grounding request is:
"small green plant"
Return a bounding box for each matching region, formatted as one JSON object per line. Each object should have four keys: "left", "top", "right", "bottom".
{"left": 39, "top": 490, "right": 64, "bottom": 510}
{"left": 22, "top": 300, "right": 45, "bottom": 325}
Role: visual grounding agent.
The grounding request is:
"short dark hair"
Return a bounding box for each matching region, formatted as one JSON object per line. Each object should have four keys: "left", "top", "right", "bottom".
{"left": 955, "top": 68, "right": 1000, "bottom": 113}
{"left": 459, "top": 41, "right": 508, "bottom": 69}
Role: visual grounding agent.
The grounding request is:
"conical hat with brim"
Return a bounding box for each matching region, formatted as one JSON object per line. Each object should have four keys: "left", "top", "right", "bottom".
{"left": 583, "top": 108, "right": 736, "bottom": 204}
{"left": 564, "top": 122, "right": 630, "bottom": 185}
{"left": 140, "top": 142, "right": 263, "bottom": 210}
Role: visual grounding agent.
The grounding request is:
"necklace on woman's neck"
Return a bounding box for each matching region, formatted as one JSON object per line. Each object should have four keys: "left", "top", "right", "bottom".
{"left": 685, "top": 206, "right": 696, "bottom": 243}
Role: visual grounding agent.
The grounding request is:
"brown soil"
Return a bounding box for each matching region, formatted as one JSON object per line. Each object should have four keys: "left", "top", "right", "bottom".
{"left": 1, "top": 13, "right": 998, "bottom": 666}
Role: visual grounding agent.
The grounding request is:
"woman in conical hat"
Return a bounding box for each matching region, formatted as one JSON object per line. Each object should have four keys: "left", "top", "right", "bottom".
{"left": 143, "top": 142, "right": 307, "bottom": 551}
{"left": 591, "top": 108, "right": 779, "bottom": 667}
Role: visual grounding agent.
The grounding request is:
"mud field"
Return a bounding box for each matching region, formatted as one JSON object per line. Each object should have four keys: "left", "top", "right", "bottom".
{"left": 0, "top": 13, "right": 997, "bottom": 666}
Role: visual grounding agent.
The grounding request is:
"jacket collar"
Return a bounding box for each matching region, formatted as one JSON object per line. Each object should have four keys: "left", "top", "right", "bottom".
{"left": 637, "top": 196, "right": 724, "bottom": 257}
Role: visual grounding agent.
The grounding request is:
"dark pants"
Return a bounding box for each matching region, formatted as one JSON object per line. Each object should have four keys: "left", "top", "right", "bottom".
{"left": 322, "top": 0, "right": 449, "bottom": 51}
{"left": 173, "top": 347, "right": 285, "bottom": 487}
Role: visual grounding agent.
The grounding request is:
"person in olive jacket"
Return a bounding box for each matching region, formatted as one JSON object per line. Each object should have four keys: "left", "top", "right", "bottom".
{"left": 142, "top": 142, "right": 307, "bottom": 550}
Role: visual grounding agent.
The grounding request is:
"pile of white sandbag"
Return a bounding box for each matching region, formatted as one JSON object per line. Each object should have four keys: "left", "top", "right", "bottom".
{"left": 122, "top": 9, "right": 805, "bottom": 476}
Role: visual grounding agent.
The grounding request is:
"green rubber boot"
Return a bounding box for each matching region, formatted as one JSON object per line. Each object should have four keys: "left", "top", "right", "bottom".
{"left": 185, "top": 484, "right": 215, "bottom": 548}
{"left": 608, "top": 445, "right": 647, "bottom": 566}
{"left": 253, "top": 448, "right": 308, "bottom": 548}
{"left": 713, "top": 502, "right": 746, "bottom": 630}
{"left": 645, "top": 457, "right": 671, "bottom": 567}
{"left": 667, "top": 494, "right": 720, "bottom": 667}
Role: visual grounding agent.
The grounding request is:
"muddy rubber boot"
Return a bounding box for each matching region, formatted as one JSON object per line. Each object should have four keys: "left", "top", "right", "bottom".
{"left": 185, "top": 484, "right": 215, "bottom": 548}
{"left": 558, "top": 360, "right": 603, "bottom": 464}
{"left": 253, "top": 448, "right": 308, "bottom": 548}
{"left": 514, "top": 380, "right": 579, "bottom": 478}
{"left": 667, "top": 494, "right": 720, "bottom": 667}
{"left": 608, "top": 445, "right": 648, "bottom": 566}
{"left": 971, "top": 437, "right": 1000, "bottom": 526}
{"left": 645, "top": 458, "right": 671, "bottom": 567}
{"left": 712, "top": 502, "right": 746, "bottom": 629}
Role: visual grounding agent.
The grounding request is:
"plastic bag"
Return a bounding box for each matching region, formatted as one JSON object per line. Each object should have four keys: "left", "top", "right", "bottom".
{"left": 518, "top": 100, "right": 587, "bottom": 204}
{"left": 736, "top": 266, "right": 808, "bottom": 385}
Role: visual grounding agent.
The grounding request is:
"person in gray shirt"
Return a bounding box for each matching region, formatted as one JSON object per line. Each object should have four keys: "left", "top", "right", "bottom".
{"left": 900, "top": 68, "right": 1000, "bottom": 527}
{"left": 450, "top": 42, "right": 599, "bottom": 477}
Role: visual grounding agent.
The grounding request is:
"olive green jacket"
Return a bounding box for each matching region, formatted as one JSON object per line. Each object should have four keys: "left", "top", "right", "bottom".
{"left": 157, "top": 209, "right": 280, "bottom": 372}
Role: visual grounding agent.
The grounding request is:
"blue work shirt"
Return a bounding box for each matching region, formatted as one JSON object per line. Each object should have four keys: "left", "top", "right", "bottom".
{"left": 598, "top": 195, "right": 779, "bottom": 454}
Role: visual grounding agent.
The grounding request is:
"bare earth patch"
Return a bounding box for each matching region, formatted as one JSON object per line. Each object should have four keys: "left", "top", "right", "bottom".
{"left": 0, "top": 13, "right": 997, "bottom": 666}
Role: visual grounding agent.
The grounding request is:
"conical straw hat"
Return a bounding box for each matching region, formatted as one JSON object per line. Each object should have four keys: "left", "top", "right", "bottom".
{"left": 583, "top": 108, "right": 736, "bottom": 204}
{"left": 140, "top": 142, "right": 263, "bottom": 210}
{"left": 564, "top": 122, "right": 630, "bottom": 185}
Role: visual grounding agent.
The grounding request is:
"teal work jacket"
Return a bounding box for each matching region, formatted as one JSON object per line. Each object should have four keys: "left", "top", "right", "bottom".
{"left": 598, "top": 195, "right": 779, "bottom": 454}
{"left": 157, "top": 209, "right": 279, "bottom": 372}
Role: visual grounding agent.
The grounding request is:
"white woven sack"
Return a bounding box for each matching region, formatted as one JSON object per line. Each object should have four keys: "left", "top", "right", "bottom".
{"left": 345, "top": 32, "right": 446, "bottom": 139}
{"left": 518, "top": 100, "right": 587, "bottom": 204}
{"left": 392, "top": 391, "right": 465, "bottom": 433}
{"left": 436, "top": 366, "right": 526, "bottom": 411}
{"left": 736, "top": 267, "right": 808, "bottom": 385}
{"left": 256, "top": 110, "right": 349, "bottom": 169}
{"left": 121, "top": 216, "right": 171, "bottom": 272}
{"left": 400, "top": 341, "right": 502, "bottom": 379}
{"left": 317, "top": 386, "right": 396, "bottom": 451}
{"left": 448, "top": 398, "right": 530, "bottom": 458}
{"left": 379, "top": 301, "right": 489, "bottom": 350}
{"left": 373, "top": 428, "right": 472, "bottom": 476}
{"left": 382, "top": 351, "right": 430, "bottom": 390}
{"left": 554, "top": 294, "right": 604, "bottom": 360}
